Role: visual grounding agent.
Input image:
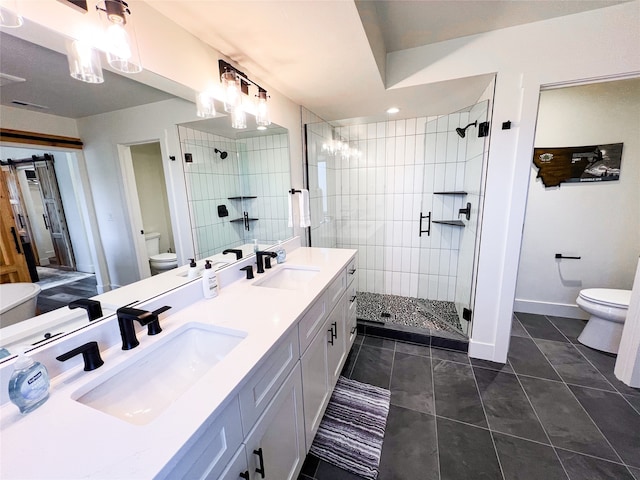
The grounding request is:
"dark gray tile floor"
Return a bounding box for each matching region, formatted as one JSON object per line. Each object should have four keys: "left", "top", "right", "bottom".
{"left": 37, "top": 276, "right": 98, "bottom": 313}
{"left": 299, "top": 312, "right": 640, "bottom": 480}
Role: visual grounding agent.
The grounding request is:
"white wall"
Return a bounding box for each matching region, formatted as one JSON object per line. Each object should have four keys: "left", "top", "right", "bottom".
{"left": 77, "top": 98, "right": 199, "bottom": 287}
{"left": 386, "top": 2, "right": 640, "bottom": 361}
{"left": 515, "top": 79, "right": 640, "bottom": 318}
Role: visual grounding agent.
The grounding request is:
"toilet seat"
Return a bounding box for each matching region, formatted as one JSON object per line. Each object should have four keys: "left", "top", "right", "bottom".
{"left": 579, "top": 288, "right": 631, "bottom": 308}
{"left": 150, "top": 253, "right": 177, "bottom": 264}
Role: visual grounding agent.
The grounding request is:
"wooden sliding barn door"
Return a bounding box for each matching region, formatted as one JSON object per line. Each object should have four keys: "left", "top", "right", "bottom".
{"left": 0, "top": 168, "right": 31, "bottom": 283}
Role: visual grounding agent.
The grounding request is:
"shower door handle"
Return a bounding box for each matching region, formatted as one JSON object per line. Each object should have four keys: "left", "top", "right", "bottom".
{"left": 419, "top": 212, "right": 431, "bottom": 237}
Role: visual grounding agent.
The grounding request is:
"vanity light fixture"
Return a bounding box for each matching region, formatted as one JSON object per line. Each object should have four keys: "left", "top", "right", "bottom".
{"left": 195, "top": 91, "right": 216, "bottom": 118}
{"left": 0, "top": 1, "right": 23, "bottom": 28}
{"left": 221, "top": 68, "right": 242, "bottom": 113}
{"left": 231, "top": 103, "right": 247, "bottom": 129}
{"left": 96, "top": 0, "right": 142, "bottom": 74}
{"left": 66, "top": 39, "right": 104, "bottom": 84}
{"left": 255, "top": 89, "right": 271, "bottom": 130}
{"left": 219, "top": 59, "right": 270, "bottom": 130}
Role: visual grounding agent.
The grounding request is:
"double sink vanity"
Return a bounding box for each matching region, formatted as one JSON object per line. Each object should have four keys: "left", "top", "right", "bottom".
{"left": 0, "top": 240, "right": 357, "bottom": 479}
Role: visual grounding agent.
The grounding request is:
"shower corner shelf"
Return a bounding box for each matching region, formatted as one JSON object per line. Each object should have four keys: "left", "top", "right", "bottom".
{"left": 433, "top": 191, "right": 467, "bottom": 195}
{"left": 228, "top": 196, "right": 257, "bottom": 200}
{"left": 432, "top": 220, "right": 465, "bottom": 227}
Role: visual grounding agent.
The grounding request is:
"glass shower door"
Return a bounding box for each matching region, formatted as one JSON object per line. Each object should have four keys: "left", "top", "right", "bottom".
{"left": 416, "top": 101, "right": 490, "bottom": 336}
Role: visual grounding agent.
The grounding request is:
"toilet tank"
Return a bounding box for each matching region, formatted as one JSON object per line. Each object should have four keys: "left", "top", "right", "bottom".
{"left": 144, "top": 232, "right": 161, "bottom": 256}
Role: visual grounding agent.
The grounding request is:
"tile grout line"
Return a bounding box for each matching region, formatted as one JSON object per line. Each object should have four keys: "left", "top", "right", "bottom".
{"left": 430, "top": 350, "right": 442, "bottom": 480}
{"left": 532, "top": 322, "right": 618, "bottom": 393}
{"left": 524, "top": 334, "right": 628, "bottom": 467}
{"left": 509, "top": 365, "right": 572, "bottom": 479}
{"left": 469, "top": 363, "right": 507, "bottom": 480}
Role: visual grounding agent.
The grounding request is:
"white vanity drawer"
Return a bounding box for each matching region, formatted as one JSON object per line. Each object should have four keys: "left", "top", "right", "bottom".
{"left": 326, "top": 269, "right": 347, "bottom": 309}
{"left": 298, "top": 271, "right": 346, "bottom": 355}
{"left": 346, "top": 256, "right": 357, "bottom": 288}
{"left": 161, "top": 399, "right": 243, "bottom": 480}
{"left": 347, "top": 283, "right": 357, "bottom": 345}
{"left": 238, "top": 328, "right": 299, "bottom": 434}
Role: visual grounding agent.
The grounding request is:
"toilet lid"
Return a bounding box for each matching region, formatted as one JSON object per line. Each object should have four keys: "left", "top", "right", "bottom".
{"left": 579, "top": 288, "right": 631, "bottom": 308}
{"left": 150, "top": 253, "right": 177, "bottom": 263}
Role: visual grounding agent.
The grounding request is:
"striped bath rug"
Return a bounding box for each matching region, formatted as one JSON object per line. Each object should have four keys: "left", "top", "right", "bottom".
{"left": 310, "top": 376, "right": 391, "bottom": 479}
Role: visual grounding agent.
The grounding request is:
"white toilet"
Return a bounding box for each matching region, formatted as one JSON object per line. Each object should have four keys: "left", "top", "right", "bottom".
{"left": 144, "top": 232, "right": 178, "bottom": 275}
{"left": 577, "top": 288, "right": 632, "bottom": 354}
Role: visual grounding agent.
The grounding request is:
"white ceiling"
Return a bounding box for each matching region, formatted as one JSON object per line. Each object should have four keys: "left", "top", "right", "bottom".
{"left": 0, "top": 32, "right": 175, "bottom": 118}
{"left": 148, "top": 0, "right": 629, "bottom": 123}
{"left": 0, "top": 1, "right": 630, "bottom": 123}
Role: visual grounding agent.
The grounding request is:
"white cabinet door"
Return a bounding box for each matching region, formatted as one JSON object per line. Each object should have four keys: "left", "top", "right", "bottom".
{"left": 244, "top": 364, "right": 305, "bottom": 480}
{"left": 212, "top": 445, "right": 249, "bottom": 480}
{"left": 300, "top": 316, "right": 331, "bottom": 448}
{"left": 327, "top": 294, "right": 347, "bottom": 388}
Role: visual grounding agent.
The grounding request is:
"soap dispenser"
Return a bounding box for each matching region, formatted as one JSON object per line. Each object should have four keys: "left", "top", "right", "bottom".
{"left": 187, "top": 258, "right": 198, "bottom": 279}
{"left": 202, "top": 260, "right": 219, "bottom": 299}
{"left": 276, "top": 240, "right": 286, "bottom": 264}
{"left": 8, "top": 347, "right": 50, "bottom": 414}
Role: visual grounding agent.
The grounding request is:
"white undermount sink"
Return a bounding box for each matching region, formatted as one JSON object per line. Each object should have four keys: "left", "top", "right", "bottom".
{"left": 253, "top": 266, "right": 320, "bottom": 290}
{"left": 73, "top": 323, "right": 246, "bottom": 426}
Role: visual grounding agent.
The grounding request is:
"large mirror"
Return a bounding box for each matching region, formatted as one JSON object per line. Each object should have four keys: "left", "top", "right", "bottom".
{"left": 0, "top": 26, "right": 293, "bottom": 355}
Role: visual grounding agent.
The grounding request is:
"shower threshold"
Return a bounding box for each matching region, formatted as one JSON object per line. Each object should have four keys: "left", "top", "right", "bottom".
{"left": 356, "top": 292, "right": 468, "bottom": 352}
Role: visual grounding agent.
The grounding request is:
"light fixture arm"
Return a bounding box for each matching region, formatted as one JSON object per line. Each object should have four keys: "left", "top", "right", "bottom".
{"left": 218, "top": 59, "right": 267, "bottom": 97}
{"left": 97, "top": 0, "right": 130, "bottom": 25}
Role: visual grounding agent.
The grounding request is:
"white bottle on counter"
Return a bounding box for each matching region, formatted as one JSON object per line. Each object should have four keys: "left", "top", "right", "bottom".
{"left": 202, "top": 260, "right": 218, "bottom": 299}
{"left": 187, "top": 258, "right": 199, "bottom": 279}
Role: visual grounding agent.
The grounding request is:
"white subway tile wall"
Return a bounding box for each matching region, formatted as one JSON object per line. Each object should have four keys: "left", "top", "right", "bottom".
{"left": 179, "top": 126, "right": 291, "bottom": 259}
{"left": 330, "top": 103, "right": 489, "bottom": 315}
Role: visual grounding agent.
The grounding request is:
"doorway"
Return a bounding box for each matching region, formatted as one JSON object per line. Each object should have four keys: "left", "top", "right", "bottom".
{"left": 515, "top": 77, "right": 640, "bottom": 318}
{"left": 123, "top": 141, "right": 176, "bottom": 278}
{"left": 1, "top": 153, "right": 81, "bottom": 275}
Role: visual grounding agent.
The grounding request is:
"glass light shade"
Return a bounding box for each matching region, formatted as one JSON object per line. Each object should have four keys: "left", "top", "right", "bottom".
{"left": 255, "top": 91, "right": 271, "bottom": 128}
{"left": 98, "top": 0, "right": 142, "bottom": 74}
{"left": 0, "top": 4, "right": 22, "bottom": 28}
{"left": 66, "top": 40, "right": 104, "bottom": 84}
{"left": 231, "top": 105, "right": 247, "bottom": 129}
{"left": 196, "top": 91, "right": 216, "bottom": 118}
{"left": 221, "top": 70, "right": 241, "bottom": 113}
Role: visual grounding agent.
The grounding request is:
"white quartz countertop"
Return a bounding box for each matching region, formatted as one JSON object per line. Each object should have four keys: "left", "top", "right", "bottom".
{"left": 0, "top": 247, "right": 356, "bottom": 479}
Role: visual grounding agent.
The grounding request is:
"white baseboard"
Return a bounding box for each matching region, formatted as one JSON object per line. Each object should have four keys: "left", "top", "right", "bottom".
{"left": 468, "top": 339, "right": 506, "bottom": 363}
{"left": 513, "top": 299, "right": 588, "bottom": 320}
{"left": 75, "top": 264, "right": 95, "bottom": 274}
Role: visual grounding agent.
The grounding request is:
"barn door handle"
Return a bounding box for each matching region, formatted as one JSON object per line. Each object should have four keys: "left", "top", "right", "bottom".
{"left": 42, "top": 214, "right": 49, "bottom": 230}
{"left": 17, "top": 213, "right": 25, "bottom": 228}
{"left": 10, "top": 227, "right": 21, "bottom": 254}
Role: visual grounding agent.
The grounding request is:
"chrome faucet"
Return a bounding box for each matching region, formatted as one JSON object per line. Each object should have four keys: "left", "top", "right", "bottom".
{"left": 116, "top": 306, "right": 171, "bottom": 350}
{"left": 255, "top": 251, "right": 277, "bottom": 274}
{"left": 68, "top": 299, "right": 103, "bottom": 321}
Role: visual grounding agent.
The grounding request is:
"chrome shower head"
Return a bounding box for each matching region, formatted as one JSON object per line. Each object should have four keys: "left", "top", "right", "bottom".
{"left": 456, "top": 121, "right": 478, "bottom": 138}
{"left": 214, "top": 148, "right": 228, "bottom": 159}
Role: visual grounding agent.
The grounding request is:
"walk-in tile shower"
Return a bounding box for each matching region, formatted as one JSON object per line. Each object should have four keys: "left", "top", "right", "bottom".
{"left": 305, "top": 96, "right": 492, "bottom": 338}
